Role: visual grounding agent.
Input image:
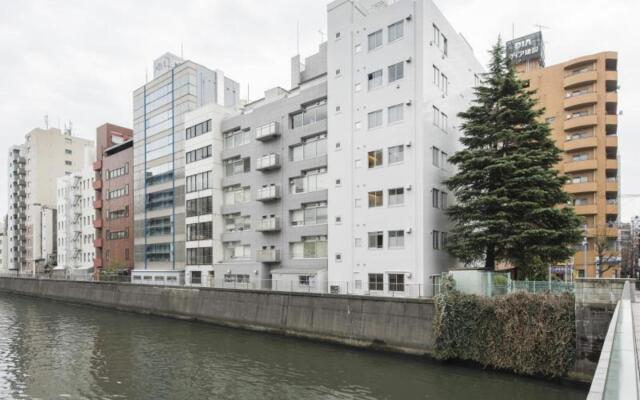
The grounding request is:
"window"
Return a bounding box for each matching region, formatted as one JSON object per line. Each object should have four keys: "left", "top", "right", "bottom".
{"left": 368, "top": 273, "right": 384, "bottom": 291}
{"left": 388, "top": 62, "right": 404, "bottom": 83}
{"left": 291, "top": 100, "right": 327, "bottom": 129}
{"left": 224, "top": 129, "right": 250, "bottom": 149}
{"left": 255, "top": 122, "right": 278, "bottom": 140}
{"left": 187, "top": 222, "right": 213, "bottom": 241}
{"left": 186, "top": 197, "right": 212, "bottom": 217}
{"left": 289, "top": 168, "right": 328, "bottom": 194}
{"left": 146, "top": 189, "right": 173, "bottom": 211}
{"left": 368, "top": 191, "right": 383, "bottom": 208}
{"left": 107, "top": 207, "right": 129, "bottom": 220}
{"left": 186, "top": 119, "right": 211, "bottom": 140}
{"left": 299, "top": 276, "right": 311, "bottom": 286}
{"left": 290, "top": 236, "right": 328, "bottom": 259}
{"left": 432, "top": 230, "right": 440, "bottom": 250}
{"left": 368, "top": 29, "right": 383, "bottom": 51}
{"left": 107, "top": 185, "right": 129, "bottom": 200}
{"left": 224, "top": 213, "right": 251, "bottom": 232}
{"left": 355, "top": 43, "right": 362, "bottom": 53}
{"left": 146, "top": 243, "right": 172, "bottom": 262}
{"left": 388, "top": 20, "right": 404, "bottom": 42}
{"left": 368, "top": 110, "right": 383, "bottom": 129}
{"left": 290, "top": 202, "right": 327, "bottom": 226}
{"left": 440, "top": 192, "right": 448, "bottom": 209}
{"left": 65, "top": 149, "right": 72, "bottom": 155}
{"left": 368, "top": 231, "right": 383, "bottom": 249}
{"left": 145, "top": 135, "right": 173, "bottom": 161}
{"left": 388, "top": 145, "right": 404, "bottom": 164}
{"left": 186, "top": 145, "right": 212, "bottom": 164}
{"left": 432, "top": 24, "right": 440, "bottom": 47}
{"left": 432, "top": 146, "right": 440, "bottom": 167}
{"left": 441, "top": 151, "right": 448, "bottom": 170}
{"left": 145, "top": 162, "right": 173, "bottom": 186}
{"left": 223, "top": 185, "right": 250, "bottom": 205}
{"left": 107, "top": 230, "right": 128, "bottom": 240}
{"left": 290, "top": 134, "right": 327, "bottom": 162}
{"left": 432, "top": 188, "right": 440, "bottom": 208}
{"left": 441, "top": 113, "right": 448, "bottom": 131}
{"left": 433, "top": 106, "right": 440, "bottom": 126}
{"left": 146, "top": 217, "right": 172, "bottom": 236}
{"left": 223, "top": 242, "right": 251, "bottom": 260}
{"left": 224, "top": 274, "right": 250, "bottom": 283}
{"left": 186, "top": 171, "right": 211, "bottom": 193}
{"left": 65, "top": 160, "right": 72, "bottom": 166}
{"left": 388, "top": 104, "right": 404, "bottom": 123}
{"left": 442, "top": 34, "right": 448, "bottom": 56}
{"left": 107, "top": 163, "right": 129, "bottom": 180}
{"left": 433, "top": 65, "right": 440, "bottom": 85}
{"left": 441, "top": 232, "right": 448, "bottom": 248}
{"left": 224, "top": 157, "right": 250, "bottom": 177}
{"left": 187, "top": 248, "right": 212, "bottom": 265}
{"left": 388, "top": 188, "right": 404, "bottom": 206}
{"left": 368, "top": 149, "right": 383, "bottom": 168}
{"left": 389, "top": 274, "right": 405, "bottom": 292}
{"left": 368, "top": 70, "right": 383, "bottom": 90}
{"left": 388, "top": 230, "right": 404, "bottom": 249}
{"left": 191, "top": 271, "right": 202, "bottom": 284}
{"left": 441, "top": 73, "right": 448, "bottom": 96}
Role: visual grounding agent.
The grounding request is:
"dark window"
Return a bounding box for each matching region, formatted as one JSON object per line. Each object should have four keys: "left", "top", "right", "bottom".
{"left": 186, "top": 119, "right": 212, "bottom": 140}
{"left": 186, "top": 248, "right": 212, "bottom": 265}
{"left": 389, "top": 274, "right": 405, "bottom": 292}
{"left": 368, "top": 273, "right": 384, "bottom": 291}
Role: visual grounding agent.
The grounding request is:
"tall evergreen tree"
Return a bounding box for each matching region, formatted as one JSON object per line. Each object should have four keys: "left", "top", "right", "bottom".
{"left": 445, "top": 38, "right": 583, "bottom": 279}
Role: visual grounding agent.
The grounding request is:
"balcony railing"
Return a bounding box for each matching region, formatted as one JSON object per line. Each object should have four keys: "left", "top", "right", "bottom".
{"left": 256, "top": 249, "right": 281, "bottom": 263}
{"left": 255, "top": 122, "right": 280, "bottom": 141}
{"left": 256, "top": 185, "right": 280, "bottom": 202}
{"left": 256, "top": 217, "right": 281, "bottom": 232}
{"left": 256, "top": 154, "right": 281, "bottom": 171}
{"left": 93, "top": 180, "right": 103, "bottom": 190}
{"left": 93, "top": 160, "right": 103, "bottom": 171}
{"left": 93, "top": 219, "right": 103, "bottom": 229}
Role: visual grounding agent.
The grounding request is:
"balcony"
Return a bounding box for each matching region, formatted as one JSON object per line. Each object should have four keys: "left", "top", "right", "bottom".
{"left": 605, "top": 135, "right": 618, "bottom": 148}
{"left": 94, "top": 199, "right": 103, "bottom": 209}
{"left": 606, "top": 180, "right": 619, "bottom": 192}
{"left": 564, "top": 136, "right": 597, "bottom": 152}
{"left": 586, "top": 227, "right": 619, "bottom": 238}
{"left": 255, "top": 154, "right": 281, "bottom": 171}
{"left": 565, "top": 181, "right": 597, "bottom": 194}
{"left": 255, "top": 122, "right": 280, "bottom": 141}
{"left": 93, "top": 180, "right": 103, "bottom": 190}
{"left": 93, "top": 219, "right": 103, "bottom": 229}
{"left": 94, "top": 238, "right": 104, "bottom": 248}
{"left": 605, "top": 70, "right": 618, "bottom": 84}
{"left": 256, "top": 185, "right": 280, "bottom": 202}
{"left": 93, "top": 258, "right": 103, "bottom": 268}
{"left": 93, "top": 160, "right": 103, "bottom": 171}
{"left": 564, "top": 114, "right": 597, "bottom": 131}
{"left": 564, "top": 159, "right": 597, "bottom": 173}
{"left": 574, "top": 204, "right": 598, "bottom": 215}
{"left": 255, "top": 217, "right": 281, "bottom": 232}
{"left": 564, "top": 91, "right": 597, "bottom": 110}
{"left": 605, "top": 91, "right": 618, "bottom": 105}
{"left": 606, "top": 201, "right": 619, "bottom": 215}
{"left": 605, "top": 114, "right": 618, "bottom": 128}
{"left": 606, "top": 159, "right": 618, "bottom": 170}
{"left": 563, "top": 70, "right": 597, "bottom": 89}
{"left": 256, "top": 249, "right": 281, "bottom": 263}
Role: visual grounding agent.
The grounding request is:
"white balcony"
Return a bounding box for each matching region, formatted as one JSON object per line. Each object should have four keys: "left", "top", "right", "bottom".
{"left": 256, "top": 217, "right": 281, "bottom": 232}
{"left": 256, "top": 154, "right": 281, "bottom": 171}
{"left": 256, "top": 249, "right": 281, "bottom": 263}
{"left": 256, "top": 185, "right": 280, "bottom": 202}
{"left": 255, "top": 122, "right": 280, "bottom": 141}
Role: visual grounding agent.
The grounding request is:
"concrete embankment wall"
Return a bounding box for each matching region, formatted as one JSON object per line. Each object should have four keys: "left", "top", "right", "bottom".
{"left": 0, "top": 277, "right": 436, "bottom": 355}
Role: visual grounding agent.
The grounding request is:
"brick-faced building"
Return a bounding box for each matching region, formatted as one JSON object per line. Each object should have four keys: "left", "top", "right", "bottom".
{"left": 94, "top": 123, "right": 134, "bottom": 277}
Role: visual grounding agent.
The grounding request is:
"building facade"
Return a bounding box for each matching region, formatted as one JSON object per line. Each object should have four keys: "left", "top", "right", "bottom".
{"left": 0, "top": 216, "right": 7, "bottom": 270}
{"left": 56, "top": 168, "right": 95, "bottom": 276}
{"left": 326, "top": 0, "right": 482, "bottom": 296}
{"left": 209, "top": 44, "right": 329, "bottom": 291}
{"left": 94, "top": 123, "right": 134, "bottom": 277}
{"left": 6, "top": 127, "right": 94, "bottom": 273}
{"left": 512, "top": 38, "right": 620, "bottom": 278}
{"left": 132, "top": 53, "right": 239, "bottom": 283}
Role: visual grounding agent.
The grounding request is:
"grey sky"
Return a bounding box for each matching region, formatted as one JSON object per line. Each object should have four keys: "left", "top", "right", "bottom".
{"left": 1, "top": 0, "right": 637, "bottom": 219}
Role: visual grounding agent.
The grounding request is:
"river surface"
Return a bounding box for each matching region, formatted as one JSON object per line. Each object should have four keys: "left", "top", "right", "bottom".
{"left": 0, "top": 293, "right": 586, "bottom": 400}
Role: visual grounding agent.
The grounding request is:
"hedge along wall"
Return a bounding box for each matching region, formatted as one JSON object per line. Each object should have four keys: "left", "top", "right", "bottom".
{"left": 433, "top": 290, "right": 575, "bottom": 378}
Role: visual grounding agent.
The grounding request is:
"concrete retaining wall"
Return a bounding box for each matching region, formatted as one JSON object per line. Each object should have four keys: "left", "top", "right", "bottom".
{"left": 0, "top": 277, "right": 436, "bottom": 355}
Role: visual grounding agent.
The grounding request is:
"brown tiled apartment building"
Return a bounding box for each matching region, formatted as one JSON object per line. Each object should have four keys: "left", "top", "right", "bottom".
{"left": 509, "top": 33, "right": 620, "bottom": 278}
{"left": 93, "top": 123, "right": 134, "bottom": 276}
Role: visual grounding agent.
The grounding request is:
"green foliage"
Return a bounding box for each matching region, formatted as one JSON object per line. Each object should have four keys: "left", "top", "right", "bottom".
{"left": 433, "top": 289, "right": 575, "bottom": 378}
{"left": 445, "top": 37, "right": 583, "bottom": 278}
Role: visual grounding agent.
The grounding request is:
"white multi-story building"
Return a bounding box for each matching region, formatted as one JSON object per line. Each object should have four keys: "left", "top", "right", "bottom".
{"left": 56, "top": 166, "right": 96, "bottom": 277}
{"left": 6, "top": 127, "right": 94, "bottom": 274}
{"left": 0, "top": 216, "right": 7, "bottom": 270}
{"left": 326, "top": 0, "right": 482, "bottom": 296}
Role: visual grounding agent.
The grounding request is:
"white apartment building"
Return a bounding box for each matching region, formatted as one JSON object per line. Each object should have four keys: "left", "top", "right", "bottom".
{"left": 56, "top": 167, "right": 96, "bottom": 277}
{"left": 326, "top": 0, "right": 482, "bottom": 296}
{"left": 6, "top": 127, "right": 94, "bottom": 274}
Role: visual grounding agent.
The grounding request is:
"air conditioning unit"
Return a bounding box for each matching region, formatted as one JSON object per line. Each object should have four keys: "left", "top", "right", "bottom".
{"left": 406, "top": 228, "right": 413, "bottom": 234}
{"left": 406, "top": 57, "right": 412, "bottom": 64}
{"left": 406, "top": 100, "right": 412, "bottom": 106}
{"left": 406, "top": 14, "right": 412, "bottom": 21}
{"left": 405, "top": 141, "right": 412, "bottom": 147}
{"left": 406, "top": 184, "right": 412, "bottom": 191}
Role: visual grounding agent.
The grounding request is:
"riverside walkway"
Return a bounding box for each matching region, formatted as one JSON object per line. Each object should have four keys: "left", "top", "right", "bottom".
{"left": 587, "top": 281, "right": 640, "bottom": 399}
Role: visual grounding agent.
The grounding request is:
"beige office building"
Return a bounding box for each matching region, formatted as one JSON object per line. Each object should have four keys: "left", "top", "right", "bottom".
{"left": 509, "top": 34, "right": 620, "bottom": 278}
{"left": 6, "top": 127, "right": 94, "bottom": 273}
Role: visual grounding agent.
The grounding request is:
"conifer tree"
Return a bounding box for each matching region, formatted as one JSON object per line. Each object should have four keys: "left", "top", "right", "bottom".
{"left": 445, "top": 38, "right": 582, "bottom": 279}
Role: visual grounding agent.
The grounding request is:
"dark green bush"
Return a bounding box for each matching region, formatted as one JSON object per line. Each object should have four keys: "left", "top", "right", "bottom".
{"left": 433, "top": 290, "right": 575, "bottom": 378}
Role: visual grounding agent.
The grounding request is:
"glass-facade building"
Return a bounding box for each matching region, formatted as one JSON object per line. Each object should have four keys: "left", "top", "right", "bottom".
{"left": 132, "top": 53, "right": 238, "bottom": 278}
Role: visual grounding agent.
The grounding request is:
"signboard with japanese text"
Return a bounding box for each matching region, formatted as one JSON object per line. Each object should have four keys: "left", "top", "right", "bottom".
{"left": 506, "top": 32, "right": 545, "bottom": 67}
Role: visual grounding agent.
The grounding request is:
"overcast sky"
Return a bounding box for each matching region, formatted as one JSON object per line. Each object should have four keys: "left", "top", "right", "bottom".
{"left": 0, "top": 0, "right": 637, "bottom": 219}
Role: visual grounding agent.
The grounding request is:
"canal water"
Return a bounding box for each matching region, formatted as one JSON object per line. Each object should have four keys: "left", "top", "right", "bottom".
{"left": 0, "top": 293, "right": 586, "bottom": 400}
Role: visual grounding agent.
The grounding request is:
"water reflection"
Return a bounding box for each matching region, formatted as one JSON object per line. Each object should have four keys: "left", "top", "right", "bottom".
{"left": 0, "top": 294, "right": 586, "bottom": 400}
